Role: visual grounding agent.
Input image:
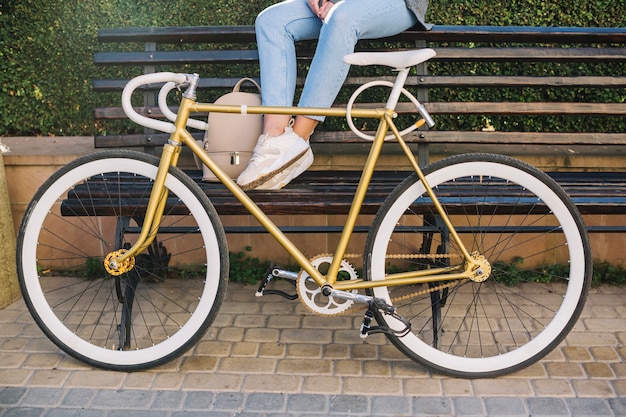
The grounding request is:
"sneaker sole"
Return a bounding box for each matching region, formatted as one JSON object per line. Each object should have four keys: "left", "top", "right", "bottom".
{"left": 239, "top": 148, "right": 310, "bottom": 191}
{"left": 255, "top": 149, "right": 314, "bottom": 190}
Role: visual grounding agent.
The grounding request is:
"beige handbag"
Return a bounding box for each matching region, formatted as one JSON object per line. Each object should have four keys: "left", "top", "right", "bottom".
{"left": 195, "top": 78, "right": 263, "bottom": 181}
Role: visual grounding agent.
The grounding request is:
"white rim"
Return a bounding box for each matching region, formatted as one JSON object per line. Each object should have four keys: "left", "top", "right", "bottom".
{"left": 370, "top": 160, "right": 586, "bottom": 374}
{"left": 20, "top": 157, "right": 221, "bottom": 366}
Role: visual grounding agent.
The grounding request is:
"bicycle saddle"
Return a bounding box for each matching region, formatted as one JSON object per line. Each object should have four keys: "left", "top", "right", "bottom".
{"left": 343, "top": 48, "right": 436, "bottom": 69}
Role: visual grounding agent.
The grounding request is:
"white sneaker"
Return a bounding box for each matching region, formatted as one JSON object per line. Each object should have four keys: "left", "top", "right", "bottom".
{"left": 237, "top": 127, "right": 311, "bottom": 190}
{"left": 254, "top": 147, "right": 314, "bottom": 190}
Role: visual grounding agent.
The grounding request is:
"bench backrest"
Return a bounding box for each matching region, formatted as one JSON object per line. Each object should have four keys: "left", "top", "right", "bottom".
{"left": 93, "top": 24, "right": 626, "bottom": 166}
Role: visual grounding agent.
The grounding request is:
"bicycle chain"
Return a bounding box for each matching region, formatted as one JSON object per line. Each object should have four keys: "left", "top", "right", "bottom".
{"left": 388, "top": 279, "right": 467, "bottom": 303}
{"left": 298, "top": 253, "right": 466, "bottom": 315}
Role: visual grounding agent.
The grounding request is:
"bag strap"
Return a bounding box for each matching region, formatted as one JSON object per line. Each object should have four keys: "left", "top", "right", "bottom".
{"left": 233, "top": 78, "right": 261, "bottom": 94}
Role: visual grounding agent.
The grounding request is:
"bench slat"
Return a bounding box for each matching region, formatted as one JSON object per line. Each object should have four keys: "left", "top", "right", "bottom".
{"left": 60, "top": 170, "right": 626, "bottom": 217}
{"left": 94, "top": 50, "right": 260, "bottom": 66}
{"left": 94, "top": 101, "right": 626, "bottom": 121}
{"left": 95, "top": 131, "right": 626, "bottom": 148}
{"left": 98, "top": 25, "right": 626, "bottom": 45}
{"left": 94, "top": 47, "right": 626, "bottom": 66}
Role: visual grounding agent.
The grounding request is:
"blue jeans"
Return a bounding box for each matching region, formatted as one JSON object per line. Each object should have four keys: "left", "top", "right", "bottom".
{"left": 255, "top": 0, "right": 418, "bottom": 121}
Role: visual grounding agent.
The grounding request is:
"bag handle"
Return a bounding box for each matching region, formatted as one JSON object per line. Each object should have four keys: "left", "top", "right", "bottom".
{"left": 233, "top": 78, "right": 261, "bottom": 94}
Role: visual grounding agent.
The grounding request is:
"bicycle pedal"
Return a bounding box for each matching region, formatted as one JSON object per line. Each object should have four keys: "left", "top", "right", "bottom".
{"left": 255, "top": 264, "right": 298, "bottom": 300}
{"left": 359, "top": 299, "right": 412, "bottom": 339}
{"left": 255, "top": 264, "right": 276, "bottom": 297}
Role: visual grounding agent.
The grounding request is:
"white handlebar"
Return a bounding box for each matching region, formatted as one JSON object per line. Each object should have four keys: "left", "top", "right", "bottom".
{"left": 122, "top": 72, "right": 208, "bottom": 133}
{"left": 157, "top": 82, "right": 208, "bottom": 131}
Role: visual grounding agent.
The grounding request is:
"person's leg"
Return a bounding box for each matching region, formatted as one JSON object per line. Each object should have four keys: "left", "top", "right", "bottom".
{"left": 298, "top": 0, "right": 418, "bottom": 112}
{"left": 240, "top": 0, "right": 418, "bottom": 189}
{"left": 238, "top": 0, "right": 320, "bottom": 189}
{"left": 256, "top": 0, "right": 322, "bottom": 137}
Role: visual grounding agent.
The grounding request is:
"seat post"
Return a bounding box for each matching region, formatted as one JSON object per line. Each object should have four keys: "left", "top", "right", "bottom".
{"left": 385, "top": 67, "right": 411, "bottom": 110}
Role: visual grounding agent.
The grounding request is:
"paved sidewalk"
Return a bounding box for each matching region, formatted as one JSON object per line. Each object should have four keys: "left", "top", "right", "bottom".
{"left": 1, "top": 282, "right": 624, "bottom": 416}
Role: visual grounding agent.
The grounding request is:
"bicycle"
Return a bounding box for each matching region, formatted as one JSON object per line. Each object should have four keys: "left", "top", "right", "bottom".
{"left": 16, "top": 48, "right": 592, "bottom": 377}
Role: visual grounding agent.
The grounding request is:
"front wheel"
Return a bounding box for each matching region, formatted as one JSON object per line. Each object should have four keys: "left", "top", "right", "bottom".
{"left": 364, "top": 153, "right": 591, "bottom": 377}
{"left": 16, "top": 150, "right": 229, "bottom": 371}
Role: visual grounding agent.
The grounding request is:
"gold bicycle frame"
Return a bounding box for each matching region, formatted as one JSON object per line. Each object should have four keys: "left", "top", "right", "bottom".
{"left": 113, "top": 97, "right": 481, "bottom": 291}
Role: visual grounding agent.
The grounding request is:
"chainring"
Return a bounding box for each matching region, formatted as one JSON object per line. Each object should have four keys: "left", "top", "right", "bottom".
{"left": 296, "top": 254, "right": 359, "bottom": 316}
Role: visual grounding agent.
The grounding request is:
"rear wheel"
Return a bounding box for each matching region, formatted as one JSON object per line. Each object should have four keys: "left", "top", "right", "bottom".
{"left": 17, "top": 150, "right": 229, "bottom": 371}
{"left": 364, "top": 153, "right": 591, "bottom": 377}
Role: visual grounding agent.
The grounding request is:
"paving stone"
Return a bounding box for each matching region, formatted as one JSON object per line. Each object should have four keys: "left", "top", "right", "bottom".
{"left": 233, "top": 314, "right": 268, "bottom": 329}
{"left": 571, "top": 379, "right": 616, "bottom": 397}
{"left": 64, "top": 371, "right": 125, "bottom": 389}
{"left": 257, "top": 342, "right": 286, "bottom": 358}
{"left": 301, "top": 376, "right": 341, "bottom": 394}
{"left": 440, "top": 378, "right": 474, "bottom": 396}
{"left": 286, "top": 393, "right": 327, "bottom": 413}
{"left": 194, "top": 340, "right": 232, "bottom": 356}
{"left": 334, "top": 359, "right": 362, "bottom": 376}
{"left": 242, "top": 374, "right": 302, "bottom": 393}
{"left": 212, "top": 392, "right": 244, "bottom": 411}
{"left": 91, "top": 389, "right": 153, "bottom": 409}
{"left": 526, "top": 397, "right": 569, "bottom": 416}
{"left": 544, "top": 362, "right": 586, "bottom": 378}
{"left": 44, "top": 409, "right": 105, "bottom": 417}
{"left": 219, "top": 357, "right": 276, "bottom": 374}
{"left": 484, "top": 397, "right": 527, "bottom": 416}
{"left": 3, "top": 408, "right": 46, "bottom": 417}
{"left": 342, "top": 377, "right": 402, "bottom": 395}
{"left": 370, "top": 395, "right": 411, "bottom": 416}
{"left": 230, "top": 341, "right": 259, "bottom": 357}
{"left": 0, "top": 387, "right": 27, "bottom": 406}
{"left": 276, "top": 359, "right": 332, "bottom": 375}
{"left": 181, "top": 355, "right": 218, "bottom": 372}
{"left": 452, "top": 397, "right": 485, "bottom": 416}
{"left": 531, "top": 379, "right": 575, "bottom": 397}
{"left": 590, "top": 346, "right": 621, "bottom": 362}
{"left": 412, "top": 397, "right": 453, "bottom": 416}
{"left": 27, "top": 370, "right": 70, "bottom": 388}
{"left": 608, "top": 397, "right": 626, "bottom": 416}
{"left": 583, "top": 362, "right": 615, "bottom": 378}
{"left": 60, "top": 389, "right": 96, "bottom": 408}
{"left": 266, "top": 315, "right": 302, "bottom": 329}
{"left": 172, "top": 412, "right": 230, "bottom": 417}
{"left": 20, "top": 353, "right": 63, "bottom": 369}
{"left": 329, "top": 394, "right": 369, "bottom": 415}
{"left": 404, "top": 378, "right": 442, "bottom": 396}
{"left": 362, "top": 360, "right": 391, "bottom": 377}
{"left": 182, "top": 373, "right": 243, "bottom": 391}
{"left": 562, "top": 346, "right": 592, "bottom": 361}
{"left": 286, "top": 343, "right": 322, "bottom": 358}
{"left": 107, "top": 411, "right": 162, "bottom": 417}
{"left": 151, "top": 372, "right": 185, "bottom": 390}
{"left": 20, "top": 388, "right": 64, "bottom": 407}
{"left": 150, "top": 390, "right": 185, "bottom": 410}
{"left": 567, "top": 398, "right": 613, "bottom": 416}
{"left": 279, "top": 329, "right": 333, "bottom": 345}
{"left": 245, "top": 393, "right": 285, "bottom": 412}
{"left": 472, "top": 378, "right": 533, "bottom": 396}
{"left": 244, "top": 327, "right": 280, "bottom": 343}
{"left": 183, "top": 391, "right": 215, "bottom": 410}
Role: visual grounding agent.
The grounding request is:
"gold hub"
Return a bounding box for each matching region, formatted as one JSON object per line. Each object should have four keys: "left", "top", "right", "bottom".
{"left": 469, "top": 252, "right": 491, "bottom": 283}
{"left": 104, "top": 249, "right": 135, "bottom": 276}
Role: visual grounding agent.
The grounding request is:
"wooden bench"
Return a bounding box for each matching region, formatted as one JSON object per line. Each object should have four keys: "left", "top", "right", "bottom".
{"left": 91, "top": 24, "right": 626, "bottom": 233}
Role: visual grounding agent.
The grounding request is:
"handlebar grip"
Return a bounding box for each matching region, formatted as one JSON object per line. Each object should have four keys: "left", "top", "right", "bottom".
{"left": 122, "top": 72, "right": 189, "bottom": 134}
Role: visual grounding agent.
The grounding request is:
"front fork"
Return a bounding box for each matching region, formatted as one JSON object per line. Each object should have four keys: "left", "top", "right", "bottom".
{"left": 104, "top": 77, "right": 199, "bottom": 276}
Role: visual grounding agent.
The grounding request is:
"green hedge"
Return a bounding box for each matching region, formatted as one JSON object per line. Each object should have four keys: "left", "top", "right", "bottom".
{"left": 1, "top": 0, "right": 625, "bottom": 136}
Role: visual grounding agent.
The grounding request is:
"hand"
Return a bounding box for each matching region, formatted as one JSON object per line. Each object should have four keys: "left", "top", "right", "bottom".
{"left": 308, "top": 0, "right": 334, "bottom": 20}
